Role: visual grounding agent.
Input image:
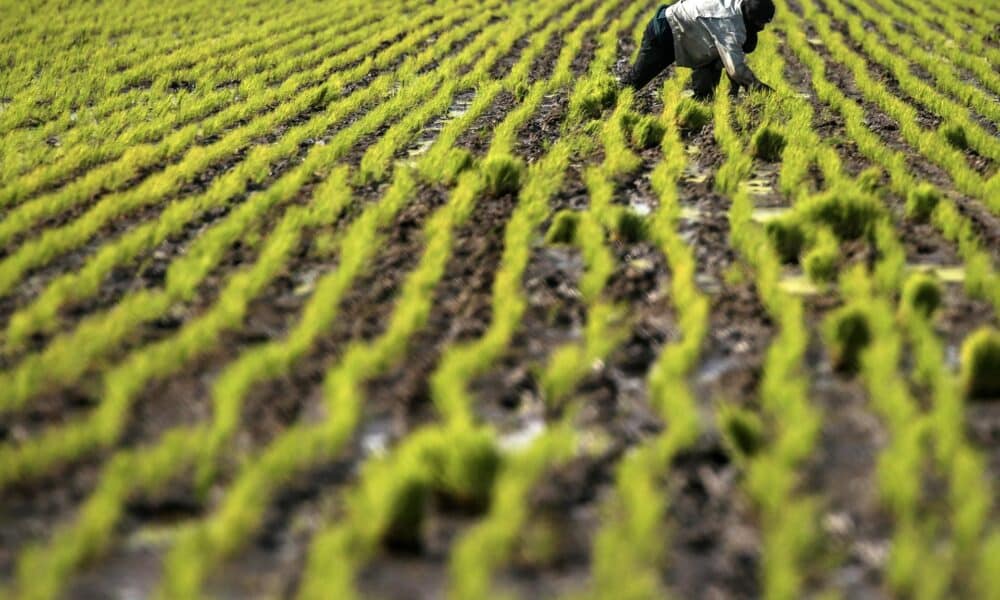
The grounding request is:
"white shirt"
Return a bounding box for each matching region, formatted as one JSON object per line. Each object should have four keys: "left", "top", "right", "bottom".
{"left": 663, "top": 0, "right": 757, "bottom": 87}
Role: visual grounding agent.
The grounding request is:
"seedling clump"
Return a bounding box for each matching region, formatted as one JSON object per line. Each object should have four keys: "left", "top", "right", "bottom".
{"left": 905, "top": 184, "right": 940, "bottom": 222}
{"left": 383, "top": 473, "right": 430, "bottom": 550}
{"left": 799, "top": 190, "right": 883, "bottom": 239}
{"left": 961, "top": 328, "right": 1000, "bottom": 399}
{"left": 720, "top": 406, "right": 764, "bottom": 458}
{"left": 677, "top": 97, "right": 712, "bottom": 132}
{"left": 803, "top": 229, "right": 839, "bottom": 283}
{"left": 751, "top": 126, "right": 786, "bottom": 162}
{"left": 765, "top": 217, "right": 807, "bottom": 263}
{"left": 825, "top": 305, "right": 872, "bottom": 374}
{"left": 482, "top": 154, "right": 525, "bottom": 196}
{"left": 574, "top": 74, "right": 618, "bottom": 120}
{"left": 630, "top": 115, "right": 666, "bottom": 150}
{"left": 900, "top": 273, "right": 941, "bottom": 319}
{"left": 615, "top": 209, "right": 648, "bottom": 243}
{"left": 545, "top": 210, "right": 580, "bottom": 244}
{"left": 426, "top": 429, "right": 502, "bottom": 511}
{"left": 941, "top": 123, "right": 969, "bottom": 151}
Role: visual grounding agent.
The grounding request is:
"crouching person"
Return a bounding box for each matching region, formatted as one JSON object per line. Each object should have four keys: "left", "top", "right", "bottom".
{"left": 625, "top": 0, "right": 775, "bottom": 99}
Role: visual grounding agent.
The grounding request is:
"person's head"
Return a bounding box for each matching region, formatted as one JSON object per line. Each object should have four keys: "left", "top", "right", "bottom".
{"left": 741, "top": 0, "right": 775, "bottom": 32}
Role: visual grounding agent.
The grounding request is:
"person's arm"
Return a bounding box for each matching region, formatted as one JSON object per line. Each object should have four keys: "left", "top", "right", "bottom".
{"left": 708, "top": 19, "right": 772, "bottom": 92}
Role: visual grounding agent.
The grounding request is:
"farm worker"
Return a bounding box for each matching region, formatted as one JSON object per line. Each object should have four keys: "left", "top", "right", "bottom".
{"left": 624, "top": 0, "right": 775, "bottom": 99}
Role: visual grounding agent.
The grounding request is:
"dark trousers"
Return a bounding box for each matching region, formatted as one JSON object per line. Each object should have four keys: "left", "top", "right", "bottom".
{"left": 627, "top": 7, "right": 676, "bottom": 90}
{"left": 627, "top": 6, "right": 728, "bottom": 99}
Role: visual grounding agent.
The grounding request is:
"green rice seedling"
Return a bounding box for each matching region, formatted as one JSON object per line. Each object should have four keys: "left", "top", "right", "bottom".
{"left": 799, "top": 189, "right": 884, "bottom": 240}
{"left": 900, "top": 273, "right": 942, "bottom": 320}
{"left": 765, "top": 216, "right": 807, "bottom": 263}
{"left": 941, "top": 123, "right": 970, "bottom": 152}
{"left": 803, "top": 228, "right": 839, "bottom": 284}
{"left": 751, "top": 125, "right": 786, "bottom": 162}
{"left": 614, "top": 208, "right": 648, "bottom": 243}
{"left": 906, "top": 183, "right": 940, "bottom": 222}
{"left": 961, "top": 328, "right": 1000, "bottom": 399}
{"left": 630, "top": 114, "right": 666, "bottom": 150}
{"left": 545, "top": 209, "right": 580, "bottom": 244}
{"left": 383, "top": 468, "right": 431, "bottom": 550}
{"left": 676, "top": 96, "right": 712, "bottom": 132}
{"left": 424, "top": 428, "right": 502, "bottom": 511}
{"left": 825, "top": 304, "right": 872, "bottom": 374}
{"left": 718, "top": 404, "right": 765, "bottom": 460}
{"left": 571, "top": 73, "right": 619, "bottom": 121}
{"left": 481, "top": 153, "right": 525, "bottom": 195}
{"left": 856, "top": 166, "right": 885, "bottom": 193}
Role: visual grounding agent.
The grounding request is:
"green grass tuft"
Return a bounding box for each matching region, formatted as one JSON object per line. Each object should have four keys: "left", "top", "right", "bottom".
{"left": 751, "top": 126, "right": 786, "bottom": 162}
{"left": 384, "top": 472, "right": 430, "bottom": 550}
{"left": 573, "top": 74, "right": 618, "bottom": 120}
{"left": 961, "top": 328, "right": 1000, "bottom": 400}
{"left": 900, "top": 273, "right": 942, "bottom": 319}
{"left": 426, "top": 428, "right": 502, "bottom": 511}
{"left": 765, "top": 217, "right": 807, "bottom": 263}
{"left": 676, "top": 97, "right": 712, "bottom": 132}
{"left": 940, "top": 123, "right": 969, "bottom": 151}
{"left": 630, "top": 115, "right": 666, "bottom": 150}
{"left": 825, "top": 305, "right": 872, "bottom": 374}
{"left": 545, "top": 210, "right": 580, "bottom": 244}
{"left": 798, "top": 190, "right": 884, "bottom": 240}
{"left": 803, "top": 229, "right": 839, "bottom": 283}
{"left": 719, "top": 406, "right": 764, "bottom": 459}
{"left": 905, "top": 183, "right": 940, "bottom": 222}
{"left": 482, "top": 154, "right": 525, "bottom": 196}
{"left": 614, "top": 209, "right": 647, "bottom": 243}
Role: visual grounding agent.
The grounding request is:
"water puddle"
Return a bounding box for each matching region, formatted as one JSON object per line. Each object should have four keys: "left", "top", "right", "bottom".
{"left": 679, "top": 206, "right": 704, "bottom": 221}
{"left": 907, "top": 263, "right": 965, "bottom": 283}
{"left": 742, "top": 179, "right": 773, "bottom": 196}
{"left": 779, "top": 274, "right": 821, "bottom": 296}
{"left": 630, "top": 198, "right": 653, "bottom": 216}
{"left": 750, "top": 206, "right": 789, "bottom": 223}
{"left": 359, "top": 416, "right": 393, "bottom": 458}
{"left": 500, "top": 416, "right": 546, "bottom": 451}
{"left": 682, "top": 163, "right": 710, "bottom": 184}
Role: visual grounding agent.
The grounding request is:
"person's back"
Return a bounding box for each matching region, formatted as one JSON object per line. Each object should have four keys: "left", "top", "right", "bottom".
{"left": 664, "top": 0, "right": 746, "bottom": 70}
{"left": 624, "top": 0, "right": 775, "bottom": 98}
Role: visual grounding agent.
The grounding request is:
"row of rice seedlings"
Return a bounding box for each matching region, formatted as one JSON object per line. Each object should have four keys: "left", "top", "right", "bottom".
{"left": 0, "top": 1, "right": 215, "bottom": 80}
{"left": 795, "top": 0, "right": 1000, "bottom": 213}
{"left": 0, "top": 0, "right": 486, "bottom": 258}
{"left": 903, "top": 291, "right": 1000, "bottom": 598}
{"left": 709, "top": 26, "right": 840, "bottom": 593}
{"left": 822, "top": 0, "right": 1000, "bottom": 160}
{"left": 0, "top": 1, "right": 410, "bottom": 203}
{"left": 429, "top": 0, "right": 634, "bottom": 431}
{"left": 0, "top": 0, "right": 500, "bottom": 354}
{"left": 0, "top": 4, "right": 550, "bottom": 595}
{"left": 903, "top": 0, "right": 1000, "bottom": 70}
{"left": 871, "top": 0, "right": 1000, "bottom": 99}
{"left": 0, "top": 2, "right": 347, "bottom": 179}
{"left": 589, "top": 69, "right": 706, "bottom": 598}
{"left": 0, "top": 0, "right": 296, "bottom": 136}
{"left": 840, "top": 0, "right": 1000, "bottom": 124}
{"left": 189, "top": 0, "right": 585, "bottom": 493}
{"left": 773, "top": 7, "right": 996, "bottom": 593}
{"left": 774, "top": 1, "right": 1000, "bottom": 315}
{"left": 0, "top": 0, "right": 527, "bottom": 483}
{"left": 296, "top": 4, "right": 642, "bottom": 595}
{"left": 445, "top": 3, "right": 656, "bottom": 594}
{"left": 157, "top": 1, "right": 610, "bottom": 594}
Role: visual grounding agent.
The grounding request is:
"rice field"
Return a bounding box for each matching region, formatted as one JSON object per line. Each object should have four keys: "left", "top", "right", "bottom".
{"left": 1, "top": 0, "right": 999, "bottom": 598}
